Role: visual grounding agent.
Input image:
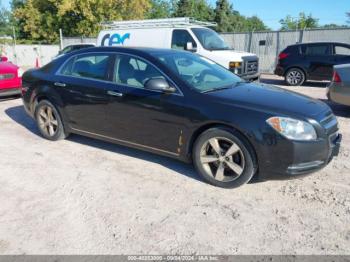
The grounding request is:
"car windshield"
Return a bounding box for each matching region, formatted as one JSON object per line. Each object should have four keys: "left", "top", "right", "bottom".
{"left": 191, "top": 28, "right": 230, "bottom": 51}
{"left": 155, "top": 52, "right": 243, "bottom": 93}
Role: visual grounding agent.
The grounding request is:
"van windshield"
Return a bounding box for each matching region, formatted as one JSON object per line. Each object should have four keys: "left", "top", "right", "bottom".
{"left": 191, "top": 28, "right": 230, "bottom": 51}
{"left": 155, "top": 51, "right": 242, "bottom": 93}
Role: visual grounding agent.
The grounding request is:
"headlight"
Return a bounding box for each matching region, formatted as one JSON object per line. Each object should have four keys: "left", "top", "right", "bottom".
{"left": 266, "top": 117, "right": 317, "bottom": 141}
{"left": 17, "top": 68, "right": 24, "bottom": 77}
{"left": 229, "top": 61, "right": 242, "bottom": 69}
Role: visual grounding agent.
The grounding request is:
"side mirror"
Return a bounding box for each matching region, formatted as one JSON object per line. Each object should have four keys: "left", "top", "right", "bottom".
{"left": 185, "top": 42, "right": 197, "bottom": 52}
{"left": 0, "top": 56, "right": 8, "bottom": 62}
{"left": 145, "top": 78, "right": 176, "bottom": 94}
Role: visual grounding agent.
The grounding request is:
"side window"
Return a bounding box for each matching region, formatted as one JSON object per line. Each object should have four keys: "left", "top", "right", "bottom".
{"left": 335, "top": 45, "right": 350, "bottom": 56}
{"left": 171, "top": 30, "right": 197, "bottom": 50}
{"left": 302, "top": 44, "right": 330, "bottom": 56}
{"left": 61, "top": 54, "right": 110, "bottom": 81}
{"left": 113, "top": 54, "right": 166, "bottom": 88}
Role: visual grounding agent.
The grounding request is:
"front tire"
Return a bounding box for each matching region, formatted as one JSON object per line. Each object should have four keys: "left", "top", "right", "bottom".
{"left": 193, "top": 128, "right": 257, "bottom": 188}
{"left": 285, "top": 68, "right": 306, "bottom": 86}
{"left": 35, "top": 100, "right": 67, "bottom": 141}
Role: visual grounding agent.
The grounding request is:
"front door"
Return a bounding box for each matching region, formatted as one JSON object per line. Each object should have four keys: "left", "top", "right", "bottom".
{"left": 104, "top": 53, "right": 187, "bottom": 156}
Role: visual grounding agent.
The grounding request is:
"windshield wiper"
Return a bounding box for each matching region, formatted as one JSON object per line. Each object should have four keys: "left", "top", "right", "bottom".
{"left": 202, "top": 81, "right": 246, "bottom": 93}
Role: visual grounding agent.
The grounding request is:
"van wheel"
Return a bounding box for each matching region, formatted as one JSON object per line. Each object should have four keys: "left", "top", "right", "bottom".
{"left": 35, "top": 100, "right": 67, "bottom": 141}
{"left": 193, "top": 128, "right": 257, "bottom": 188}
{"left": 285, "top": 68, "right": 306, "bottom": 86}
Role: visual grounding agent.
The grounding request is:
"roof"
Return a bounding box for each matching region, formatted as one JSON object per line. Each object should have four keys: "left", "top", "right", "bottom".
{"left": 76, "top": 46, "right": 186, "bottom": 56}
{"left": 291, "top": 42, "right": 350, "bottom": 46}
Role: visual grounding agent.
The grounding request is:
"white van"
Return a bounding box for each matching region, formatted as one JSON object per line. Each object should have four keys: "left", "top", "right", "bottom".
{"left": 97, "top": 18, "right": 259, "bottom": 81}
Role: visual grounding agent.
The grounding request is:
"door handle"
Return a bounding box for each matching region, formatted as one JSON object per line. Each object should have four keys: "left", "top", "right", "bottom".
{"left": 107, "top": 90, "right": 123, "bottom": 97}
{"left": 54, "top": 82, "right": 66, "bottom": 87}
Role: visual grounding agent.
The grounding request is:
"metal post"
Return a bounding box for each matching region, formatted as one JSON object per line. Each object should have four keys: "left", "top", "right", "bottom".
{"left": 12, "top": 26, "right": 17, "bottom": 64}
{"left": 299, "top": 29, "right": 304, "bottom": 43}
{"left": 248, "top": 31, "right": 253, "bottom": 53}
{"left": 59, "top": 28, "right": 63, "bottom": 50}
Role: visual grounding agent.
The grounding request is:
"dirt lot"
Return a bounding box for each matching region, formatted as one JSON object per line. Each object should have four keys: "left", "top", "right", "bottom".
{"left": 0, "top": 74, "right": 349, "bottom": 255}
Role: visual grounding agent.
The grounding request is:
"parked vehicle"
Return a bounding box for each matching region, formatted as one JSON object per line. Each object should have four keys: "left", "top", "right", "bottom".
{"left": 22, "top": 47, "right": 341, "bottom": 188}
{"left": 0, "top": 56, "right": 22, "bottom": 97}
{"left": 97, "top": 17, "right": 259, "bottom": 81}
{"left": 275, "top": 42, "right": 350, "bottom": 86}
{"left": 327, "top": 64, "right": 350, "bottom": 106}
{"left": 56, "top": 43, "right": 96, "bottom": 58}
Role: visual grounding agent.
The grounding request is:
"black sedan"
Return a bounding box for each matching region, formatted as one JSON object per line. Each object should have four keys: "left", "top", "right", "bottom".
{"left": 21, "top": 47, "right": 341, "bottom": 188}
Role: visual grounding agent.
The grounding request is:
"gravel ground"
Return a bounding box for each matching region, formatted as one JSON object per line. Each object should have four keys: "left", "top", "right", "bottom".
{"left": 0, "top": 74, "right": 349, "bottom": 255}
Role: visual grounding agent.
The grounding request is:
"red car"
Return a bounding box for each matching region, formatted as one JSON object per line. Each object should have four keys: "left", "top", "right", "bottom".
{"left": 0, "top": 56, "right": 22, "bottom": 97}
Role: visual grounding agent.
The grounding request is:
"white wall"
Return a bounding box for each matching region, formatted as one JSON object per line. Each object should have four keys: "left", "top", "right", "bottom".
{"left": 0, "top": 44, "right": 59, "bottom": 69}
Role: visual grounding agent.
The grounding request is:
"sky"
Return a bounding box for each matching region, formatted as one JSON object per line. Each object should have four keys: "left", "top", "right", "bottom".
{"left": 1, "top": 0, "right": 349, "bottom": 30}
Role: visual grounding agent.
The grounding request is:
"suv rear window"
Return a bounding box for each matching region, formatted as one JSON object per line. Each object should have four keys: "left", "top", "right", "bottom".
{"left": 301, "top": 44, "right": 330, "bottom": 56}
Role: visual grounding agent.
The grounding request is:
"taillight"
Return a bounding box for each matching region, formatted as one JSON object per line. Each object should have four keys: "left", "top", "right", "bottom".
{"left": 332, "top": 71, "right": 341, "bottom": 83}
{"left": 278, "top": 52, "right": 289, "bottom": 60}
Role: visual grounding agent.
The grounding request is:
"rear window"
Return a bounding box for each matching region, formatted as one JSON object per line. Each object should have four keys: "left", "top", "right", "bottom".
{"left": 301, "top": 44, "right": 330, "bottom": 56}
{"left": 284, "top": 45, "right": 300, "bottom": 55}
{"left": 335, "top": 45, "right": 350, "bottom": 56}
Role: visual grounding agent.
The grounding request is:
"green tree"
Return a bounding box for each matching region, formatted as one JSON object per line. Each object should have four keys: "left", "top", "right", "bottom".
{"left": 245, "top": 15, "right": 268, "bottom": 31}
{"left": 280, "top": 12, "right": 319, "bottom": 30}
{"left": 347, "top": 12, "right": 350, "bottom": 23}
{"left": 174, "top": 0, "right": 213, "bottom": 21}
{"left": 147, "top": 0, "right": 173, "bottom": 18}
{"left": 0, "top": 0, "right": 12, "bottom": 37}
{"left": 214, "top": 0, "right": 232, "bottom": 32}
{"left": 13, "top": 0, "right": 151, "bottom": 43}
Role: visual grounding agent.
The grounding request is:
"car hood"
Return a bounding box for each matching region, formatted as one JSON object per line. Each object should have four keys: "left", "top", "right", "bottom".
{"left": 206, "top": 82, "right": 330, "bottom": 119}
{"left": 0, "top": 62, "right": 19, "bottom": 74}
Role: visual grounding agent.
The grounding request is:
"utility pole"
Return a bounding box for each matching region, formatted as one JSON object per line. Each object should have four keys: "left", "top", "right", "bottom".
{"left": 59, "top": 28, "right": 63, "bottom": 50}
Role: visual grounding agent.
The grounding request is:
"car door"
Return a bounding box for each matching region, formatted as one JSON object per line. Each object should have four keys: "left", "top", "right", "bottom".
{"left": 333, "top": 44, "right": 350, "bottom": 65}
{"left": 103, "top": 53, "right": 187, "bottom": 156}
{"left": 302, "top": 43, "right": 334, "bottom": 80}
{"left": 54, "top": 52, "right": 115, "bottom": 134}
{"left": 171, "top": 29, "right": 197, "bottom": 51}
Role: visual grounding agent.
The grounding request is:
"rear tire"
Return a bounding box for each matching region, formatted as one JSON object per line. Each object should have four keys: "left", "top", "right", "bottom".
{"left": 193, "top": 128, "right": 257, "bottom": 188}
{"left": 35, "top": 100, "right": 67, "bottom": 141}
{"left": 285, "top": 68, "right": 306, "bottom": 86}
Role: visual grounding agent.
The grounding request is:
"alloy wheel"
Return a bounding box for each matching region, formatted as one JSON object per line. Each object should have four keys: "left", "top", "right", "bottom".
{"left": 37, "top": 105, "right": 59, "bottom": 137}
{"left": 199, "top": 137, "right": 245, "bottom": 182}
{"left": 287, "top": 70, "right": 303, "bottom": 85}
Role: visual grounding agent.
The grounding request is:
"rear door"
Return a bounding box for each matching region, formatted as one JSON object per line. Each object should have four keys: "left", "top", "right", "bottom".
{"left": 54, "top": 52, "right": 115, "bottom": 134}
{"left": 302, "top": 43, "right": 334, "bottom": 80}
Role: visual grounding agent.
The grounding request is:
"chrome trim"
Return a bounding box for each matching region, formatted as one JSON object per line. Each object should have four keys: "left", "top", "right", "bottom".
{"left": 55, "top": 51, "right": 184, "bottom": 97}
{"left": 71, "top": 127, "right": 180, "bottom": 157}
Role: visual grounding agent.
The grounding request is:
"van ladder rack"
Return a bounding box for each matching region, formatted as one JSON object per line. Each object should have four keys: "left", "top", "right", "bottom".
{"left": 101, "top": 17, "right": 217, "bottom": 29}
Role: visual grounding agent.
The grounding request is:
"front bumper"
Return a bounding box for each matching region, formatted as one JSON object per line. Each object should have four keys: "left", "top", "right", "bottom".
{"left": 257, "top": 129, "right": 342, "bottom": 181}
{"left": 0, "top": 87, "right": 21, "bottom": 97}
{"left": 286, "top": 133, "right": 341, "bottom": 176}
{"left": 240, "top": 72, "right": 260, "bottom": 81}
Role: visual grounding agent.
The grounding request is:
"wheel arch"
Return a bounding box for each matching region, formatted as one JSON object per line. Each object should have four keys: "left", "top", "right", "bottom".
{"left": 186, "top": 122, "right": 258, "bottom": 168}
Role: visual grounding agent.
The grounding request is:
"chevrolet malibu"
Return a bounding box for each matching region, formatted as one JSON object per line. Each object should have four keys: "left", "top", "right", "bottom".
{"left": 22, "top": 47, "right": 341, "bottom": 188}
